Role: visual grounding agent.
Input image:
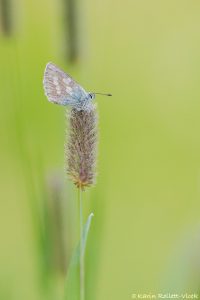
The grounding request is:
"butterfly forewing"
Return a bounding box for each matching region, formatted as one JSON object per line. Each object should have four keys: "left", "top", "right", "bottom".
{"left": 43, "top": 62, "right": 88, "bottom": 106}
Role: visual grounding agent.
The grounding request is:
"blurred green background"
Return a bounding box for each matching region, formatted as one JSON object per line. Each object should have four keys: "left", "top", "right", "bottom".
{"left": 1, "top": 0, "right": 200, "bottom": 299}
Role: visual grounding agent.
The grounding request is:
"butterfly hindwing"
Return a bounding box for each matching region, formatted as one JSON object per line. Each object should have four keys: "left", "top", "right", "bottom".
{"left": 43, "top": 62, "right": 88, "bottom": 106}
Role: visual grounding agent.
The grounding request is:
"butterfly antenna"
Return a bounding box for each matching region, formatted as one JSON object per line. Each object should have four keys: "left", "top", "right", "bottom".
{"left": 94, "top": 92, "right": 112, "bottom": 96}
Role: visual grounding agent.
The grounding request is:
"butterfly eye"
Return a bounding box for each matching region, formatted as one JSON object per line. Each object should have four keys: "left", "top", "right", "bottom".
{"left": 89, "top": 93, "right": 95, "bottom": 100}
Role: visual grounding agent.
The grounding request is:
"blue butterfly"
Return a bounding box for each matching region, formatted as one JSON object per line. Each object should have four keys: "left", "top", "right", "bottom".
{"left": 43, "top": 62, "right": 111, "bottom": 111}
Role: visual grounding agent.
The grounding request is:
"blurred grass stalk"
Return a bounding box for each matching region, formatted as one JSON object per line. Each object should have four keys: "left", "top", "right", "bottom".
{"left": 46, "top": 172, "right": 69, "bottom": 277}
{"left": 63, "top": 0, "right": 78, "bottom": 63}
{"left": 0, "top": 0, "right": 12, "bottom": 36}
{"left": 62, "top": 0, "right": 87, "bottom": 63}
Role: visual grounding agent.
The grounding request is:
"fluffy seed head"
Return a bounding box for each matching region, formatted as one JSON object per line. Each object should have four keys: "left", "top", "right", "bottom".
{"left": 65, "top": 105, "right": 98, "bottom": 190}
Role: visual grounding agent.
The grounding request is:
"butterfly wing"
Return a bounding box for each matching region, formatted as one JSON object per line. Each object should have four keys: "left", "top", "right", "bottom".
{"left": 43, "top": 62, "right": 88, "bottom": 106}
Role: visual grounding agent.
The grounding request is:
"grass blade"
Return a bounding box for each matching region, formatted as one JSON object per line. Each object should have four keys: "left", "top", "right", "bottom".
{"left": 64, "top": 212, "right": 94, "bottom": 300}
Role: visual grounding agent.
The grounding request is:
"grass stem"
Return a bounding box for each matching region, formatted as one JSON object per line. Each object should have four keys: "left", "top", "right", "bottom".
{"left": 78, "top": 188, "right": 84, "bottom": 300}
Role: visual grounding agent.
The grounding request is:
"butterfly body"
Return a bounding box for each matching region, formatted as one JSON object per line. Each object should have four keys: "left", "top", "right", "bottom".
{"left": 43, "top": 62, "right": 95, "bottom": 111}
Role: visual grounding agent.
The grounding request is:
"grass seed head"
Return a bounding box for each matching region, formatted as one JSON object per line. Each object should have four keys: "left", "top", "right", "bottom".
{"left": 66, "top": 105, "right": 98, "bottom": 190}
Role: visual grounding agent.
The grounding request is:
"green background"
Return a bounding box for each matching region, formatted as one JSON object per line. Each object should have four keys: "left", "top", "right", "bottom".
{"left": 1, "top": 0, "right": 200, "bottom": 299}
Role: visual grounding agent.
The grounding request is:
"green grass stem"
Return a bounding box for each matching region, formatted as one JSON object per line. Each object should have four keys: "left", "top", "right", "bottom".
{"left": 79, "top": 188, "right": 84, "bottom": 300}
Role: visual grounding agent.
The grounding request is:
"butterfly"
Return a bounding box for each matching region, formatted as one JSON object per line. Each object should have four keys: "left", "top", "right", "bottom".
{"left": 43, "top": 62, "right": 111, "bottom": 111}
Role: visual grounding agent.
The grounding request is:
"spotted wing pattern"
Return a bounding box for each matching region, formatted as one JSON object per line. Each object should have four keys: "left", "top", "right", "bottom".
{"left": 43, "top": 62, "right": 88, "bottom": 107}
